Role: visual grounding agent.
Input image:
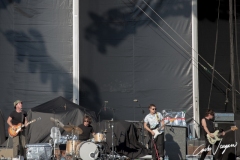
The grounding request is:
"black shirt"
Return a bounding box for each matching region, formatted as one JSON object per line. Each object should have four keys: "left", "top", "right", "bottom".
{"left": 9, "top": 110, "right": 27, "bottom": 135}
{"left": 9, "top": 110, "right": 27, "bottom": 125}
{"left": 202, "top": 117, "right": 215, "bottom": 136}
{"left": 78, "top": 124, "right": 94, "bottom": 141}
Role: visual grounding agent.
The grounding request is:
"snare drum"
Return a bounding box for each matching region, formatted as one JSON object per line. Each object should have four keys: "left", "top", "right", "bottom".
{"left": 76, "top": 141, "right": 99, "bottom": 160}
{"left": 66, "top": 140, "right": 81, "bottom": 155}
{"left": 94, "top": 133, "right": 106, "bottom": 142}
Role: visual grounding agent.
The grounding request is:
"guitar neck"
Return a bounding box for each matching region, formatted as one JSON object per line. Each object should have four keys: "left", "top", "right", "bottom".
{"left": 22, "top": 119, "right": 36, "bottom": 127}
{"left": 217, "top": 129, "right": 232, "bottom": 136}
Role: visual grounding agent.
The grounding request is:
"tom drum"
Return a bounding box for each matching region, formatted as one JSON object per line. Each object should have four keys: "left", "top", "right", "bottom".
{"left": 94, "top": 133, "right": 106, "bottom": 142}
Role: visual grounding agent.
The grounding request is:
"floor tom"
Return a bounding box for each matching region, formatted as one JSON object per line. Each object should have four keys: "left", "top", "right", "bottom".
{"left": 66, "top": 140, "right": 81, "bottom": 155}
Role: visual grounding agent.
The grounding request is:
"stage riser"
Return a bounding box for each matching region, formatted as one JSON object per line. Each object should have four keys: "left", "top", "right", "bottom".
{"left": 186, "top": 155, "right": 213, "bottom": 160}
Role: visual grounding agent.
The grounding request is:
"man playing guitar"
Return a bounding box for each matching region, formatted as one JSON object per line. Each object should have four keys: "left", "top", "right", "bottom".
{"left": 200, "top": 109, "right": 225, "bottom": 160}
{"left": 7, "top": 100, "right": 28, "bottom": 158}
{"left": 144, "top": 104, "right": 164, "bottom": 160}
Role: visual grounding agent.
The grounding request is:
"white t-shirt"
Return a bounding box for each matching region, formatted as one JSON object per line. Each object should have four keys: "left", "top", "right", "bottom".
{"left": 144, "top": 112, "right": 163, "bottom": 129}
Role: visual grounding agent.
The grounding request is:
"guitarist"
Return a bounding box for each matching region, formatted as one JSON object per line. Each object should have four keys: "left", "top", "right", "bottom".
{"left": 144, "top": 104, "right": 164, "bottom": 160}
{"left": 200, "top": 109, "right": 225, "bottom": 160}
{"left": 7, "top": 100, "right": 28, "bottom": 158}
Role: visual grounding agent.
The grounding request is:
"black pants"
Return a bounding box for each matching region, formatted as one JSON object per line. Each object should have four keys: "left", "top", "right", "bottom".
{"left": 200, "top": 137, "right": 223, "bottom": 160}
{"left": 152, "top": 134, "right": 164, "bottom": 160}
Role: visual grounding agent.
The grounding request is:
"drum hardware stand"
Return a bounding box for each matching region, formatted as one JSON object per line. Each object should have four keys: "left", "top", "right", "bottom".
{"left": 108, "top": 107, "right": 121, "bottom": 160}
{"left": 51, "top": 109, "right": 58, "bottom": 160}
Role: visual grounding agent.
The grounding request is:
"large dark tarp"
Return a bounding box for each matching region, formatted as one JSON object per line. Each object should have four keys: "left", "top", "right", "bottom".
{"left": 96, "top": 120, "right": 149, "bottom": 159}
{"left": 0, "top": 0, "right": 73, "bottom": 133}
{"left": 79, "top": 0, "right": 193, "bottom": 121}
{"left": 26, "top": 96, "right": 97, "bottom": 144}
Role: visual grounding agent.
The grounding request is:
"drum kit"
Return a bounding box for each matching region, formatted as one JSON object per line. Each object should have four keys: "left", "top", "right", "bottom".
{"left": 51, "top": 120, "right": 127, "bottom": 160}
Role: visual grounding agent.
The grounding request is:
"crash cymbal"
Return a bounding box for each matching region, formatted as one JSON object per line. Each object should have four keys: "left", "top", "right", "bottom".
{"left": 63, "top": 125, "right": 83, "bottom": 135}
{"left": 63, "top": 125, "right": 74, "bottom": 132}
{"left": 74, "top": 126, "right": 83, "bottom": 134}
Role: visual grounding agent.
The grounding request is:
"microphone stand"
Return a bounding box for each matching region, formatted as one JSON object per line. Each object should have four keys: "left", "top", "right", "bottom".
{"left": 185, "top": 111, "right": 201, "bottom": 127}
{"left": 107, "top": 107, "right": 120, "bottom": 160}
{"left": 97, "top": 108, "right": 103, "bottom": 132}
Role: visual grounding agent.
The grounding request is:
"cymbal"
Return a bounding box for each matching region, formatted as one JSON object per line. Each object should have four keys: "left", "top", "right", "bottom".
{"left": 74, "top": 126, "right": 83, "bottom": 134}
{"left": 63, "top": 125, "right": 72, "bottom": 132}
{"left": 63, "top": 125, "right": 83, "bottom": 134}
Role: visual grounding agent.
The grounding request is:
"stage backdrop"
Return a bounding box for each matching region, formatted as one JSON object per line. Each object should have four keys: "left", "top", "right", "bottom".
{"left": 79, "top": 0, "right": 194, "bottom": 121}
{"left": 0, "top": 0, "right": 73, "bottom": 129}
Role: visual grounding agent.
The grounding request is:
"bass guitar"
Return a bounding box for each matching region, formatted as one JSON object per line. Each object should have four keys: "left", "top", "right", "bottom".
{"left": 152, "top": 118, "right": 176, "bottom": 139}
{"left": 8, "top": 117, "right": 41, "bottom": 137}
{"left": 207, "top": 126, "right": 238, "bottom": 144}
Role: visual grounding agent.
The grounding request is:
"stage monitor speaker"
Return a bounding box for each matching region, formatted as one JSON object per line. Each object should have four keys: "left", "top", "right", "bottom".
{"left": 26, "top": 143, "right": 52, "bottom": 160}
{"left": 164, "top": 125, "right": 187, "bottom": 160}
{"left": 213, "top": 122, "right": 236, "bottom": 160}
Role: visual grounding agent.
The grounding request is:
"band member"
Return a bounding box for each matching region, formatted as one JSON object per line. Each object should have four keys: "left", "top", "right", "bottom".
{"left": 144, "top": 104, "right": 164, "bottom": 160}
{"left": 7, "top": 100, "right": 28, "bottom": 158}
{"left": 78, "top": 115, "right": 95, "bottom": 141}
{"left": 200, "top": 109, "right": 225, "bottom": 160}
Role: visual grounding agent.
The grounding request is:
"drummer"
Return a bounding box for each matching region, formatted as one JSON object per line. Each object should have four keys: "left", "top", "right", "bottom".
{"left": 78, "top": 115, "right": 95, "bottom": 141}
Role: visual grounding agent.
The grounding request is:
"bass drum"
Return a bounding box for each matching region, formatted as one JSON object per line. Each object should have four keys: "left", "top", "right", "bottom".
{"left": 76, "top": 141, "right": 99, "bottom": 160}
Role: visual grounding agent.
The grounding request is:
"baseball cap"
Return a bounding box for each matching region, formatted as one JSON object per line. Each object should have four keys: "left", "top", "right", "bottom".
{"left": 14, "top": 100, "right": 22, "bottom": 108}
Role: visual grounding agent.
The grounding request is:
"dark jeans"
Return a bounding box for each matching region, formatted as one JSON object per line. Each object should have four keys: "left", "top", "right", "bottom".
{"left": 200, "top": 137, "right": 223, "bottom": 160}
{"left": 152, "top": 134, "right": 164, "bottom": 160}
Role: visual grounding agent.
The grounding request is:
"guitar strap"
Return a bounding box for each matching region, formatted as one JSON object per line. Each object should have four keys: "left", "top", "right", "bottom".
{"left": 155, "top": 113, "right": 161, "bottom": 123}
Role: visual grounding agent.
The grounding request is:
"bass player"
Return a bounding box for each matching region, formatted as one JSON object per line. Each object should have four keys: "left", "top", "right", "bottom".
{"left": 7, "top": 100, "right": 28, "bottom": 158}
{"left": 144, "top": 104, "right": 164, "bottom": 160}
{"left": 200, "top": 109, "right": 225, "bottom": 160}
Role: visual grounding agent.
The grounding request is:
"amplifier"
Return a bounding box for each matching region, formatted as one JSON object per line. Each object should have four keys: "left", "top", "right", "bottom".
{"left": 0, "top": 147, "right": 13, "bottom": 158}
{"left": 25, "top": 143, "right": 52, "bottom": 160}
{"left": 214, "top": 113, "right": 234, "bottom": 122}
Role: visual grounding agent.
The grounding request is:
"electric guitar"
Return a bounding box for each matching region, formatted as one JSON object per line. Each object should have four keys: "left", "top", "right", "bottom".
{"left": 152, "top": 118, "right": 176, "bottom": 139}
{"left": 8, "top": 117, "right": 41, "bottom": 137}
{"left": 207, "top": 126, "right": 238, "bottom": 144}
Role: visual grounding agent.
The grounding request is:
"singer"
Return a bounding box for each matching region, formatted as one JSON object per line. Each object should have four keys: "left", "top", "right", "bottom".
{"left": 144, "top": 104, "right": 164, "bottom": 160}
{"left": 7, "top": 100, "right": 28, "bottom": 159}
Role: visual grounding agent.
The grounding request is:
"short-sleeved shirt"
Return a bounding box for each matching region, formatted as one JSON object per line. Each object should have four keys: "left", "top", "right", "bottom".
{"left": 78, "top": 124, "right": 94, "bottom": 141}
{"left": 9, "top": 110, "right": 27, "bottom": 125}
{"left": 9, "top": 110, "right": 27, "bottom": 135}
{"left": 144, "top": 112, "right": 163, "bottom": 129}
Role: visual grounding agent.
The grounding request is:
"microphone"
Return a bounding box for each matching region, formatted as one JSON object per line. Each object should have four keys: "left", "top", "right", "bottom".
{"left": 133, "top": 99, "right": 138, "bottom": 102}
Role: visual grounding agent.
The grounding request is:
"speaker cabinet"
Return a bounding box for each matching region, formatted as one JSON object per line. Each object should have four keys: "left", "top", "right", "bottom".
{"left": 164, "top": 126, "right": 187, "bottom": 160}
{"left": 0, "top": 148, "right": 13, "bottom": 158}
{"left": 213, "top": 122, "right": 236, "bottom": 160}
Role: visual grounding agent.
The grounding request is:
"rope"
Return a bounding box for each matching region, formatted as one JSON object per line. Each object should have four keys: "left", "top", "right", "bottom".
{"left": 208, "top": 0, "right": 221, "bottom": 109}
